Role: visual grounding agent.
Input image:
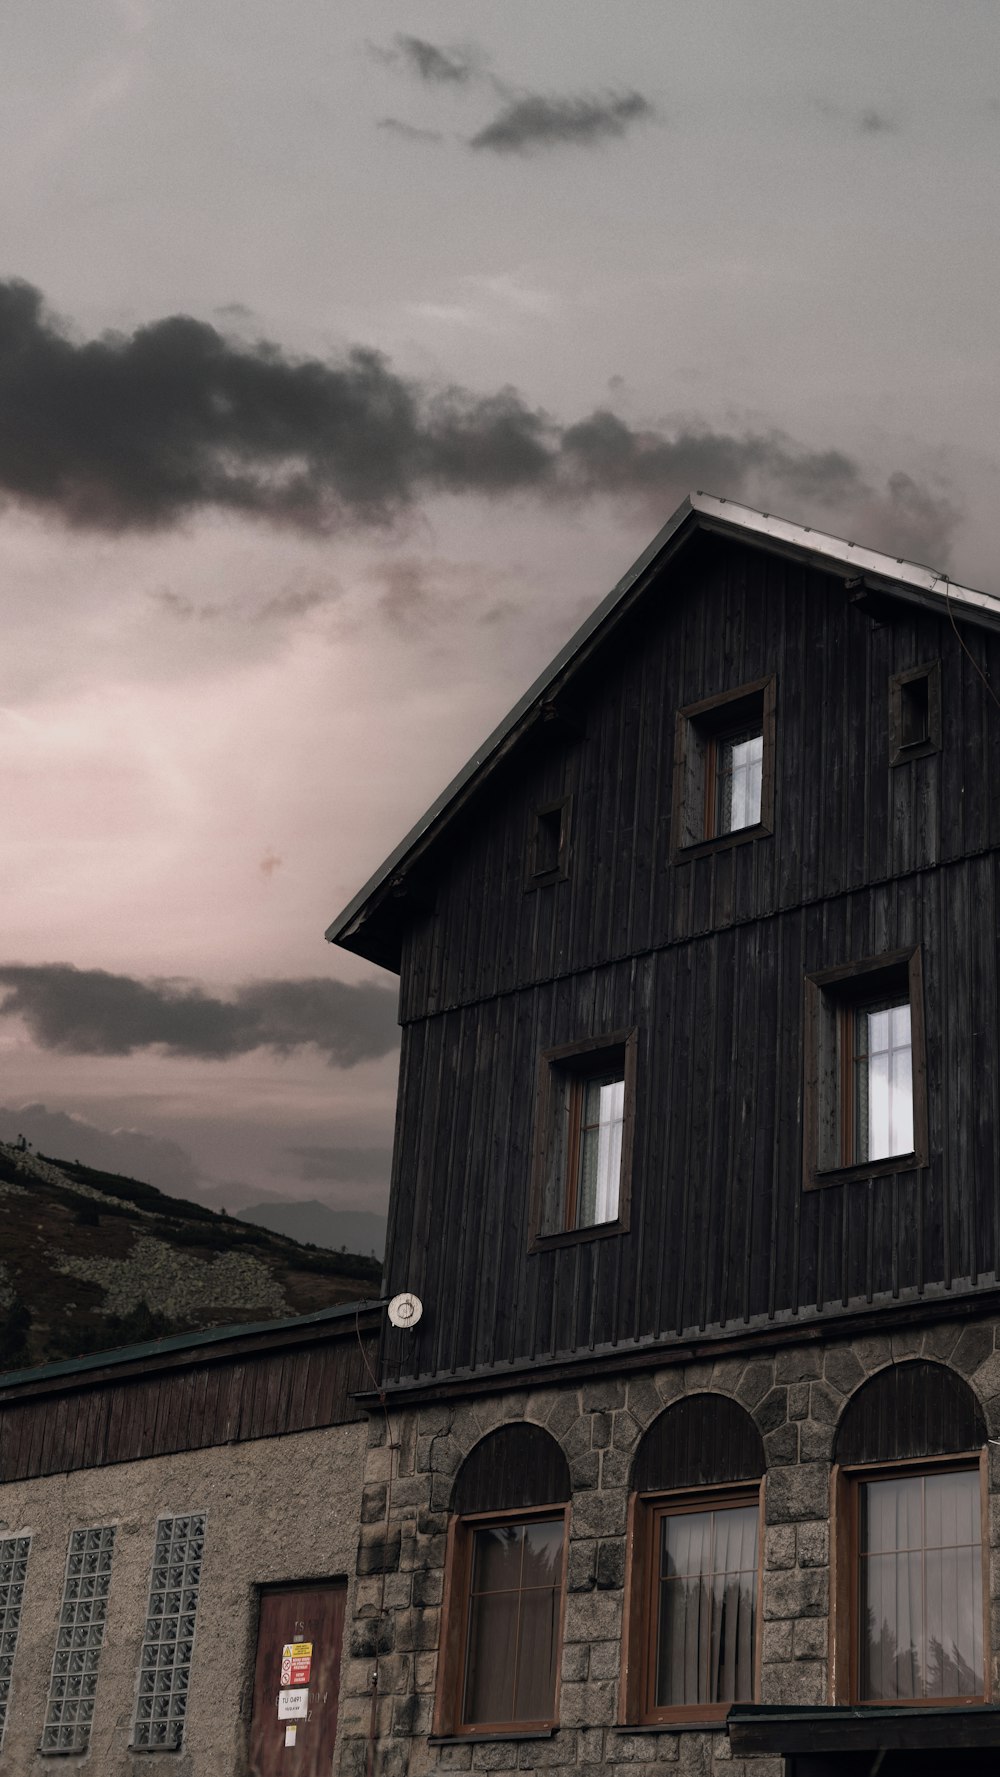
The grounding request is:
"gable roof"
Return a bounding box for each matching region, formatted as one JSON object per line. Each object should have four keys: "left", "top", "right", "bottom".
{"left": 327, "top": 491, "right": 1000, "bottom": 971}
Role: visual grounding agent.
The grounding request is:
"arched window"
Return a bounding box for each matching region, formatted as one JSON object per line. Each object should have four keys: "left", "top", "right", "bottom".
{"left": 625, "top": 1395, "right": 765, "bottom": 1727}
{"left": 436, "top": 1425, "right": 570, "bottom": 1737}
{"left": 833, "top": 1361, "right": 988, "bottom": 1708}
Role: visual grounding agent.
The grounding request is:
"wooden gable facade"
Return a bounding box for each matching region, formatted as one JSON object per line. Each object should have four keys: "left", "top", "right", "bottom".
{"left": 330, "top": 496, "right": 1000, "bottom": 1392}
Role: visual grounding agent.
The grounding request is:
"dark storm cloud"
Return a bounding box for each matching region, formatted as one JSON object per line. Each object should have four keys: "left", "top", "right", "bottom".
{"left": 289, "top": 1144, "right": 394, "bottom": 1184}
{"left": 0, "top": 964, "right": 398, "bottom": 1066}
{"left": 0, "top": 279, "right": 959, "bottom": 563}
{"left": 470, "top": 90, "right": 653, "bottom": 154}
{"left": 377, "top": 117, "right": 443, "bottom": 144}
{"left": 858, "top": 108, "right": 896, "bottom": 134}
{"left": 393, "top": 35, "right": 477, "bottom": 84}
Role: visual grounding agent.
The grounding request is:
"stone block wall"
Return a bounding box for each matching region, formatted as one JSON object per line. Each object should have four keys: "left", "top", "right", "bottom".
{"left": 339, "top": 1315, "right": 1000, "bottom": 1777}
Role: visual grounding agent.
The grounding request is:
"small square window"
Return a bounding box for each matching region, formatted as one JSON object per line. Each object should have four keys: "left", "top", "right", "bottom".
{"left": 673, "top": 679, "right": 775, "bottom": 855}
{"left": 527, "top": 797, "right": 572, "bottom": 887}
{"left": 804, "top": 949, "right": 928, "bottom": 1188}
{"left": 890, "top": 662, "right": 940, "bottom": 764}
{"left": 530, "top": 1030, "right": 637, "bottom": 1246}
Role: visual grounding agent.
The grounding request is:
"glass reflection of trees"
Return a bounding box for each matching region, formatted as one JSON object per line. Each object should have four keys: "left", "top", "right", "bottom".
{"left": 859, "top": 1470, "right": 983, "bottom": 1701}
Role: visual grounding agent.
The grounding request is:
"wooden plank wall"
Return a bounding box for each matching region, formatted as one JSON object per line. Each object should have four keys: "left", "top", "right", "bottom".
{"left": 0, "top": 1329, "right": 376, "bottom": 1482}
{"left": 381, "top": 535, "right": 1000, "bottom": 1384}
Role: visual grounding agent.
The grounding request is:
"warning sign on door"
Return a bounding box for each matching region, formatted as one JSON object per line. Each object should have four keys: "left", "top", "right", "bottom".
{"left": 278, "top": 1687, "right": 309, "bottom": 1721}
{"left": 280, "top": 1641, "right": 313, "bottom": 1686}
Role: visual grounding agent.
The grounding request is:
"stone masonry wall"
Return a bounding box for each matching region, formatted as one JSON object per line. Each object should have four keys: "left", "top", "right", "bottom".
{"left": 341, "top": 1315, "right": 1000, "bottom": 1777}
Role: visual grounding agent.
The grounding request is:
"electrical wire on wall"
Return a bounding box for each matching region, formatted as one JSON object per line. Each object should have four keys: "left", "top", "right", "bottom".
{"left": 355, "top": 1304, "right": 397, "bottom": 1777}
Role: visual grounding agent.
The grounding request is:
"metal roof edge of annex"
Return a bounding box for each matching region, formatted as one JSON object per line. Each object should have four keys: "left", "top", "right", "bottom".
{"left": 325, "top": 489, "right": 1000, "bottom": 969}
{"left": 0, "top": 1295, "right": 385, "bottom": 1399}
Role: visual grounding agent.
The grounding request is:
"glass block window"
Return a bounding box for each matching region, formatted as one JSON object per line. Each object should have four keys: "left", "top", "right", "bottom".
{"left": 0, "top": 1535, "right": 31, "bottom": 1750}
{"left": 41, "top": 1526, "right": 116, "bottom": 1752}
{"left": 132, "top": 1514, "right": 206, "bottom": 1750}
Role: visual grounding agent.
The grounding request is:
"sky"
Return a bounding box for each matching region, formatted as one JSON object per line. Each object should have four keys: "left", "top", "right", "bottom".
{"left": 2, "top": 0, "right": 999, "bottom": 1224}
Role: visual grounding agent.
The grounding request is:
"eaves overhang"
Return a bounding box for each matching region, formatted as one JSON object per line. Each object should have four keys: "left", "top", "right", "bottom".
{"left": 326, "top": 491, "right": 1000, "bottom": 972}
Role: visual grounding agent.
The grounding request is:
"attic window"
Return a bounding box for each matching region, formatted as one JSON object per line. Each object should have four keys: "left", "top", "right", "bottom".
{"left": 890, "top": 662, "right": 940, "bottom": 764}
{"left": 528, "top": 797, "right": 572, "bottom": 886}
{"left": 673, "top": 678, "right": 776, "bottom": 855}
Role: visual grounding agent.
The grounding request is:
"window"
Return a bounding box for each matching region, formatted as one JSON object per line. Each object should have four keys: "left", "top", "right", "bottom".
{"left": 804, "top": 949, "right": 927, "bottom": 1187}
{"left": 528, "top": 797, "right": 572, "bottom": 886}
{"left": 132, "top": 1513, "right": 206, "bottom": 1750}
{"left": 890, "top": 662, "right": 941, "bottom": 764}
{"left": 832, "top": 1359, "right": 989, "bottom": 1709}
{"left": 0, "top": 1535, "right": 30, "bottom": 1751}
{"left": 437, "top": 1425, "right": 570, "bottom": 1738}
{"left": 530, "top": 1029, "right": 637, "bottom": 1245}
{"left": 852, "top": 1464, "right": 984, "bottom": 1703}
{"left": 41, "top": 1526, "right": 115, "bottom": 1753}
{"left": 460, "top": 1513, "right": 564, "bottom": 1729}
{"left": 673, "top": 678, "right": 775, "bottom": 854}
{"left": 642, "top": 1492, "right": 760, "bottom": 1720}
{"left": 625, "top": 1396, "right": 765, "bottom": 1726}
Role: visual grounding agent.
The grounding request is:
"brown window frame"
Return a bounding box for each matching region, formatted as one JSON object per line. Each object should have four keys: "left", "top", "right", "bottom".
{"left": 890, "top": 661, "right": 941, "bottom": 765}
{"left": 528, "top": 1029, "right": 638, "bottom": 1251}
{"left": 622, "top": 1481, "right": 765, "bottom": 1727}
{"left": 831, "top": 1450, "right": 989, "bottom": 1708}
{"left": 672, "top": 677, "right": 776, "bottom": 859}
{"left": 434, "top": 1503, "right": 569, "bottom": 1739}
{"left": 803, "top": 948, "right": 928, "bottom": 1191}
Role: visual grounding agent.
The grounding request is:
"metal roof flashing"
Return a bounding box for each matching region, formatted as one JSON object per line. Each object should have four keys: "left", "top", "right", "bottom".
{"left": 326, "top": 493, "right": 1000, "bottom": 968}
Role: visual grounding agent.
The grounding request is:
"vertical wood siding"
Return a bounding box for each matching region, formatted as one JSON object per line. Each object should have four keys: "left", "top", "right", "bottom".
{"left": 0, "top": 1330, "right": 375, "bottom": 1482}
{"left": 382, "top": 536, "right": 1000, "bottom": 1384}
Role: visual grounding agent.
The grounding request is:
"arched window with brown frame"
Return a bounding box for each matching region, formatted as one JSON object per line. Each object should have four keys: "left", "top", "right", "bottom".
{"left": 435, "top": 1424, "right": 571, "bottom": 1738}
{"left": 831, "top": 1359, "right": 989, "bottom": 1708}
{"left": 623, "top": 1393, "right": 766, "bottom": 1726}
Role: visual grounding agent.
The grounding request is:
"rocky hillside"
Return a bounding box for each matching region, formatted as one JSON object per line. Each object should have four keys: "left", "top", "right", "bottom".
{"left": 0, "top": 1141, "right": 381, "bottom": 1373}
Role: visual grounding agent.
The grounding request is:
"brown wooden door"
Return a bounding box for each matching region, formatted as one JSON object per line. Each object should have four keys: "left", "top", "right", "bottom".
{"left": 247, "top": 1581, "right": 346, "bottom": 1777}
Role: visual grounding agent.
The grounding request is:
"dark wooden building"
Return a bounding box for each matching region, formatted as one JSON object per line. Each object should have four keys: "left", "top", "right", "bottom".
{"left": 328, "top": 495, "right": 1000, "bottom": 1776}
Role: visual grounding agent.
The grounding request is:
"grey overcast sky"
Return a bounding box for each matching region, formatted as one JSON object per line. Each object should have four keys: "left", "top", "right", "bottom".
{"left": 2, "top": 0, "right": 998, "bottom": 1215}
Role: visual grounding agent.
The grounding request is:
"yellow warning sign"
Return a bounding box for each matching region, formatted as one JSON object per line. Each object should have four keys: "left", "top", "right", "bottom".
{"left": 282, "top": 1643, "right": 312, "bottom": 1659}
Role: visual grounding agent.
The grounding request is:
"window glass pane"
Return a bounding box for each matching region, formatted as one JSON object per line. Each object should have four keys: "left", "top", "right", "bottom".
{"left": 576, "top": 1076, "right": 624, "bottom": 1227}
{"left": 655, "top": 1504, "right": 758, "bottom": 1708}
{"left": 859, "top": 1471, "right": 982, "bottom": 1702}
{"left": 716, "top": 731, "right": 763, "bottom": 834}
{"left": 855, "top": 999, "right": 912, "bottom": 1162}
{"left": 464, "top": 1518, "right": 563, "bottom": 1727}
{"left": 464, "top": 1591, "right": 518, "bottom": 1724}
{"left": 42, "top": 1528, "right": 115, "bottom": 1753}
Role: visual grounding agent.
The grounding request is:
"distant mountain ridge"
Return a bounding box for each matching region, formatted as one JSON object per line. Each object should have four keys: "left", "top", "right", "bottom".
{"left": 237, "top": 1198, "right": 386, "bottom": 1258}
{"left": 0, "top": 1142, "right": 381, "bottom": 1373}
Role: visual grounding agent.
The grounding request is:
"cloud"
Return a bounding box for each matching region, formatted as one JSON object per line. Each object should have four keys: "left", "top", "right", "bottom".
{"left": 0, "top": 279, "right": 960, "bottom": 563}
{"left": 470, "top": 90, "right": 653, "bottom": 155}
{"left": 858, "top": 108, "right": 896, "bottom": 134}
{"left": 289, "top": 1144, "right": 393, "bottom": 1185}
{"left": 392, "top": 34, "right": 477, "bottom": 84}
{"left": 378, "top": 117, "right": 443, "bottom": 144}
{"left": 0, "top": 964, "right": 399, "bottom": 1066}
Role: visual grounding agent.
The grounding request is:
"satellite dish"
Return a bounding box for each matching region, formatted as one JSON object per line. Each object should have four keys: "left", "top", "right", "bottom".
{"left": 387, "top": 1292, "right": 423, "bottom": 1330}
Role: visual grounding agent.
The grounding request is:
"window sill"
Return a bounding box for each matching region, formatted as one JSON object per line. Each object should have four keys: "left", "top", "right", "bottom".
{"left": 807, "top": 1151, "right": 925, "bottom": 1191}
{"left": 428, "top": 1728, "right": 559, "bottom": 1744}
{"left": 530, "top": 1219, "right": 627, "bottom": 1253}
{"left": 672, "top": 822, "right": 772, "bottom": 862}
{"left": 613, "top": 1719, "right": 731, "bottom": 1735}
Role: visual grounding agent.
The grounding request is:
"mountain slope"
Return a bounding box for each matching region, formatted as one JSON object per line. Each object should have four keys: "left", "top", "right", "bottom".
{"left": 237, "top": 1199, "right": 386, "bottom": 1258}
{"left": 0, "top": 1142, "right": 381, "bottom": 1372}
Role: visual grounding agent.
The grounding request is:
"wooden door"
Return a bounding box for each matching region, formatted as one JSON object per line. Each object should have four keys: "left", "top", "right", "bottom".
{"left": 247, "top": 1581, "right": 346, "bottom": 1777}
